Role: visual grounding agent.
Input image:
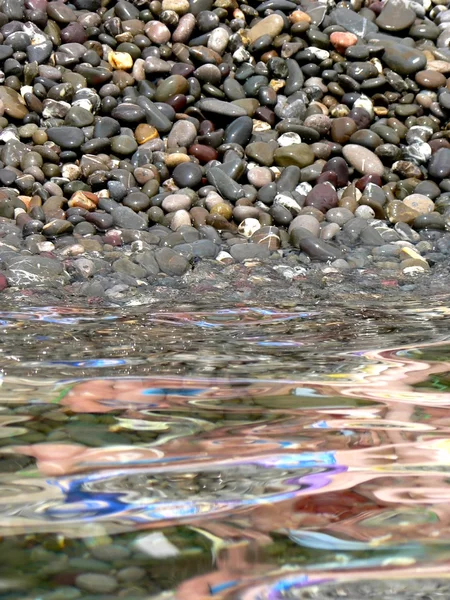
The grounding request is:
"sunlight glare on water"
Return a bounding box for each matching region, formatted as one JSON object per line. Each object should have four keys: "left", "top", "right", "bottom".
{"left": 1, "top": 299, "right": 450, "bottom": 598}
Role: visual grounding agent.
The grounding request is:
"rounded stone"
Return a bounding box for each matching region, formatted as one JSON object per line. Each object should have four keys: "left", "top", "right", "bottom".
{"left": 273, "top": 144, "right": 315, "bottom": 168}
{"left": 342, "top": 144, "right": 384, "bottom": 177}
{"left": 415, "top": 70, "right": 447, "bottom": 90}
{"left": 111, "top": 135, "right": 138, "bottom": 155}
{"left": 247, "top": 166, "right": 272, "bottom": 188}
{"left": 75, "top": 574, "right": 118, "bottom": 594}
{"left": 162, "top": 193, "right": 192, "bottom": 212}
{"left": 306, "top": 183, "right": 338, "bottom": 213}
{"left": 247, "top": 14, "right": 285, "bottom": 44}
{"left": 47, "top": 127, "right": 85, "bottom": 149}
{"left": 403, "top": 194, "right": 435, "bottom": 215}
{"left": 0, "top": 86, "right": 28, "bottom": 119}
{"left": 172, "top": 162, "right": 203, "bottom": 188}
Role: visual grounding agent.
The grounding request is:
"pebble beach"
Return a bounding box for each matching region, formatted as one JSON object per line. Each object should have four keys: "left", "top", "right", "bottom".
{"left": 0, "top": 0, "right": 449, "bottom": 303}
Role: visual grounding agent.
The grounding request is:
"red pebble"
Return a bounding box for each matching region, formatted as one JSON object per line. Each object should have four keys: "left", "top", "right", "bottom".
{"left": 317, "top": 171, "right": 338, "bottom": 185}
{"left": 188, "top": 143, "right": 218, "bottom": 163}
{"left": 355, "top": 174, "right": 383, "bottom": 191}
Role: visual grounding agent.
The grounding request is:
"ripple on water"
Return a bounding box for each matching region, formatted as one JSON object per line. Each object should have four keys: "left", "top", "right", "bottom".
{"left": 1, "top": 302, "right": 450, "bottom": 598}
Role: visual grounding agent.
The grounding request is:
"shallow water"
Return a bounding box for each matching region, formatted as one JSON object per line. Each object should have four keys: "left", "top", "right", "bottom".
{"left": 2, "top": 300, "right": 450, "bottom": 599}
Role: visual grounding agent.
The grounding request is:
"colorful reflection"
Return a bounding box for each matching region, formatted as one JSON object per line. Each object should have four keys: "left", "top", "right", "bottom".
{"left": 2, "top": 304, "right": 450, "bottom": 598}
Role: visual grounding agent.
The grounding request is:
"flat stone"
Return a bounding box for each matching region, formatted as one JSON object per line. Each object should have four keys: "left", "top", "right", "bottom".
{"left": 4, "top": 255, "right": 69, "bottom": 286}
{"left": 386, "top": 200, "right": 420, "bottom": 224}
{"left": 206, "top": 167, "right": 244, "bottom": 201}
{"left": 428, "top": 148, "right": 450, "bottom": 178}
{"left": 298, "top": 237, "right": 344, "bottom": 261}
{"left": 112, "top": 206, "right": 147, "bottom": 230}
{"left": 75, "top": 574, "right": 118, "bottom": 594}
{"left": 175, "top": 239, "right": 219, "bottom": 259}
{"left": 246, "top": 142, "right": 275, "bottom": 166}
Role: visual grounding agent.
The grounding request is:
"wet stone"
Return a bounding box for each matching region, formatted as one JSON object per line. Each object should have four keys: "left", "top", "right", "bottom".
{"left": 375, "top": 0, "right": 416, "bottom": 32}
{"left": 382, "top": 43, "right": 427, "bottom": 76}
{"left": 415, "top": 70, "right": 447, "bottom": 89}
{"left": 229, "top": 243, "right": 271, "bottom": 262}
{"left": 112, "top": 206, "right": 147, "bottom": 230}
{"left": 75, "top": 574, "right": 118, "bottom": 594}
{"left": 342, "top": 144, "right": 384, "bottom": 177}
{"left": 306, "top": 183, "right": 338, "bottom": 213}
{"left": 403, "top": 194, "right": 435, "bottom": 215}
{"left": 111, "top": 135, "right": 138, "bottom": 155}
{"left": 273, "top": 144, "right": 315, "bottom": 168}
{"left": 47, "top": 127, "right": 84, "bottom": 149}
{"left": 155, "top": 247, "right": 190, "bottom": 275}
{"left": 0, "top": 86, "right": 28, "bottom": 119}
{"left": 172, "top": 162, "right": 203, "bottom": 188}
{"left": 428, "top": 148, "right": 450, "bottom": 179}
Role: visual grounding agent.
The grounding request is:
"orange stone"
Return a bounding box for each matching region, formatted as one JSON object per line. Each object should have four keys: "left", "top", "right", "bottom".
{"left": 330, "top": 31, "right": 358, "bottom": 54}
{"left": 68, "top": 191, "right": 99, "bottom": 211}
{"left": 289, "top": 10, "right": 311, "bottom": 23}
{"left": 135, "top": 123, "right": 159, "bottom": 144}
{"left": 18, "top": 196, "right": 32, "bottom": 210}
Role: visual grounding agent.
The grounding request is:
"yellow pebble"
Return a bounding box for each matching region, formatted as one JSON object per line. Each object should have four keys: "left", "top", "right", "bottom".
{"left": 270, "top": 79, "right": 285, "bottom": 92}
{"left": 400, "top": 246, "right": 426, "bottom": 262}
{"left": 210, "top": 202, "right": 233, "bottom": 220}
{"left": 108, "top": 51, "right": 133, "bottom": 70}
{"left": 163, "top": 153, "right": 191, "bottom": 167}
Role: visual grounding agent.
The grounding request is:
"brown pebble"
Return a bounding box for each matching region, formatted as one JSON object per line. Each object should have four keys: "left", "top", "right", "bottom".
{"left": 188, "top": 144, "right": 218, "bottom": 163}
{"left": 415, "top": 70, "right": 447, "bottom": 89}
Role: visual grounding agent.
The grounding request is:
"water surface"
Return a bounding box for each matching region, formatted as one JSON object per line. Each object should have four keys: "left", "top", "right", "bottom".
{"left": 1, "top": 299, "right": 450, "bottom": 599}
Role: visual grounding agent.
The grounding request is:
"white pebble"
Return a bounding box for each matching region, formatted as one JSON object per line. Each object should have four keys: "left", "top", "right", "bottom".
{"left": 207, "top": 27, "right": 229, "bottom": 54}
{"left": 295, "top": 182, "right": 313, "bottom": 195}
{"left": 37, "top": 241, "right": 55, "bottom": 252}
{"left": 277, "top": 132, "right": 302, "bottom": 146}
{"left": 353, "top": 94, "right": 374, "bottom": 118}
{"left": 355, "top": 205, "right": 375, "bottom": 219}
{"left": 308, "top": 47, "right": 329, "bottom": 60}
{"left": 238, "top": 217, "right": 261, "bottom": 237}
{"left": 216, "top": 251, "right": 233, "bottom": 263}
{"left": 274, "top": 193, "right": 302, "bottom": 213}
{"left": 233, "top": 47, "right": 251, "bottom": 62}
{"left": 20, "top": 85, "right": 33, "bottom": 97}
{"left": 403, "top": 265, "right": 426, "bottom": 276}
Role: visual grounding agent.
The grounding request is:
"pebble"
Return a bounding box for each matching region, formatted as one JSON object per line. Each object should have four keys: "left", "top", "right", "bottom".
{"left": 75, "top": 574, "right": 118, "bottom": 594}
{"left": 403, "top": 194, "right": 435, "bottom": 215}
{"left": 0, "top": 0, "right": 448, "bottom": 299}
{"left": 342, "top": 145, "right": 385, "bottom": 176}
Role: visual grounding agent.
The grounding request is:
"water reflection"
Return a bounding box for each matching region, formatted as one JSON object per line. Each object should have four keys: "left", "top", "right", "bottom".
{"left": 2, "top": 302, "right": 450, "bottom": 598}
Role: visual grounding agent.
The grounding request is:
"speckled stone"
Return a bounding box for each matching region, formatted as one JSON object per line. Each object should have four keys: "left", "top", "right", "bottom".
{"left": 403, "top": 194, "right": 435, "bottom": 214}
